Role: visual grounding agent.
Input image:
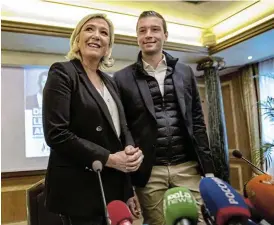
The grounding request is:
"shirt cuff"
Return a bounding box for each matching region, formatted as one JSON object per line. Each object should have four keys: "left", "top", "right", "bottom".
{"left": 205, "top": 173, "right": 215, "bottom": 177}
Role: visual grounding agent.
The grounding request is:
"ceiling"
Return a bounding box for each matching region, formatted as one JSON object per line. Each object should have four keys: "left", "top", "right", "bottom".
{"left": 1, "top": 0, "right": 274, "bottom": 75}
{"left": 46, "top": 0, "right": 257, "bottom": 28}
{"left": 2, "top": 0, "right": 273, "bottom": 46}
{"left": 213, "top": 29, "right": 274, "bottom": 68}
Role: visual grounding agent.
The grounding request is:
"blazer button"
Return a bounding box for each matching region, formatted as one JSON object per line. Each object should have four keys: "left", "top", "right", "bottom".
{"left": 96, "top": 126, "right": 103, "bottom": 132}
{"left": 85, "top": 167, "right": 93, "bottom": 171}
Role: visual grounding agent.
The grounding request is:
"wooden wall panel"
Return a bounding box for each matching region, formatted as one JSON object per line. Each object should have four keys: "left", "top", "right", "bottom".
{"left": 230, "top": 164, "right": 243, "bottom": 192}
{"left": 1, "top": 190, "right": 27, "bottom": 223}
{"left": 197, "top": 73, "right": 253, "bottom": 193}
{"left": 1, "top": 175, "right": 44, "bottom": 224}
{"left": 221, "top": 83, "right": 237, "bottom": 150}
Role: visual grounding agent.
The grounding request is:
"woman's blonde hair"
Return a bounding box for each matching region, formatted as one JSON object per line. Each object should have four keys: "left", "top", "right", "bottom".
{"left": 66, "top": 13, "right": 115, "bottom": 69}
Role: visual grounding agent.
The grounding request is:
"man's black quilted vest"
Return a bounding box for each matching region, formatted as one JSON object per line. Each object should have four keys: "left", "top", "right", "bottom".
{"left": 144, "top": 68, "right": 191, "bottom": 165}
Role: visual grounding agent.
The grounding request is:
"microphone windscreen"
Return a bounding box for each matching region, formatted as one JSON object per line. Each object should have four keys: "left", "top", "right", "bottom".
{"left": 232, "top": 149, "right": 242, "bottom": 159}
{"left": 246, "top": 174, "right": 274, "bottom": 223}
{"left": 107, "top": 200, "right": 133, "bottom": 225}
{"left": 163, "top": 187, "right": 198, "bottom": 225}
{"left": 244, "top": 198, "right": 263, "bottom": 223}
{"left": 200, "top": 177, "right": 250, "bottom": 225}
{"left": 92, "top": 160, "right": 103, "bottom": 172}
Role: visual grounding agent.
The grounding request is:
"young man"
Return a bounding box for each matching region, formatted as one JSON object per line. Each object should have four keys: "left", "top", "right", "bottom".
{"left": 114, "top": 11, "right": 216, "bottom": 225}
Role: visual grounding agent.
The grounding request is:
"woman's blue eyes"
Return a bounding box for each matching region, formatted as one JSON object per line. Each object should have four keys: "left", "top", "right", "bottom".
{"left": 86, "top": 27, "right": 93, "bottom": 31}
{"left": 85, "top": 27, "right": 108, "bottom": 35}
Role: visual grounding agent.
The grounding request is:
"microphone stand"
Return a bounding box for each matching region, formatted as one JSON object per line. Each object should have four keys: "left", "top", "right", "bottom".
{"left": 92, "top": 161, "right": 110, "bottom": 225}
{"left": 96, "top": 169, "right": 111, "bottom": 225}
{"left": 201, "top": 204, "right": 216, "bottom": 225}
{"left": 232, "top": 150, "right": 266, "bottom": 175}
{"left": 240, "top": 157, "right": 266, "bottom": 175}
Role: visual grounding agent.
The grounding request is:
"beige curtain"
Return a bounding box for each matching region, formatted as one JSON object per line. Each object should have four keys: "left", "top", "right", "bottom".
{"left": 238, "top": 64, "right": 262, "bottom": 169}
{"left": 258, "top": 58, "right": 274, "bottom": 175}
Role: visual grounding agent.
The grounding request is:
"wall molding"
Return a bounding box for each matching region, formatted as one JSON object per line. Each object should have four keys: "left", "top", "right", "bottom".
{"left": 1, "top": 20, "right": 208, "bottom": 54}
{"left": 209, "top": 18, "right": 274, "bottom": 54}
{"left": 1, "top": 170, "right": 46, "bottom": 178}
{"left": 230, "top": 164, "right": 244, "bottom": 192}
{"left": 2, "top": 17, "right": 273, "bottom": 55}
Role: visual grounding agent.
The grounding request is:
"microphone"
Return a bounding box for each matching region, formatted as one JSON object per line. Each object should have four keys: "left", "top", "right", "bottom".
{"left": 245, "top": 174, "right": 274, "bottom": 224}
{"left": 92, "top": 160, "right": 103, "bottom": 171}
{"left": 232, "top": 150, "right": 266, "bottom": 175}
{"left": 92, "top": 160, "right": 110, "bottom": 225}
{"left": 201, "top": 204, "right": 216, "bottom": 225}
{"left": 199, "top": 177, "right": 251, "bottom": 225}
{"left": 107, "top": 200, "right": 133, "bottom": 225}
{"left": 243, "top": 198, "right": 264, "bottom": 223}
{"left": 163, "top": 187, "right": 199, "bottom": 225}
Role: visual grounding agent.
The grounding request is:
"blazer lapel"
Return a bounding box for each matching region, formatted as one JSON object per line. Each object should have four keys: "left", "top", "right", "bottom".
{"left": 70, "top": 60, "right": 117, "bottom": 136}
{"left": 172, "top": 66, "right": 187, "bottom": 120}
{"left": 135, "top": 76, "right": 156, "bottom": 120}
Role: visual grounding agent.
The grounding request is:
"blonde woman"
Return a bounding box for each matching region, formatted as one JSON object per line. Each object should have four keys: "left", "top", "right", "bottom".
{"left": 42, "top": 14, "right": 143, "bottom": 225}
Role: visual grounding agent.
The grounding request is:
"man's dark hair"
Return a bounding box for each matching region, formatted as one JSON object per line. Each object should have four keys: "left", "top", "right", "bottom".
{"left": 137, "top": 10, "right": 167, "bottom": 33}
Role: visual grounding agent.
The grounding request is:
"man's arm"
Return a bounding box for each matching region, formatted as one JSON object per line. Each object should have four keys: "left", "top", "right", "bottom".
{"left": 109, "top": 74, "right": 135, "bottom": 147}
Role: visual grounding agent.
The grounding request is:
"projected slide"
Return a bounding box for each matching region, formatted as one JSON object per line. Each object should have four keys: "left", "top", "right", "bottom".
{"left": 25, "top": 68, "right": 50, "bottom": 158}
